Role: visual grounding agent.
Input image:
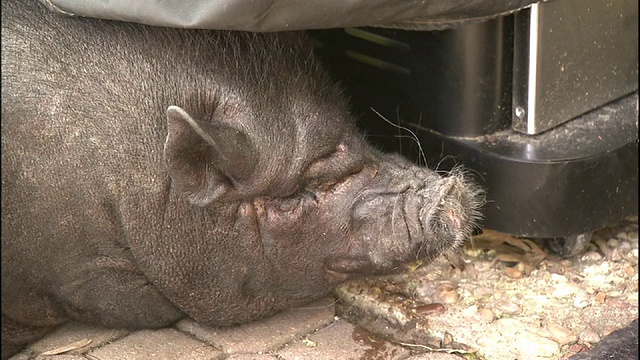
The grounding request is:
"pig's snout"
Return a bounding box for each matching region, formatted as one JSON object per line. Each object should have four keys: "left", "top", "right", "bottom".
{"left": 346, "top": 168, "right": 483, "bottom": 274}
{"left": 420, "top": 172, "right": 484, "bottom": 250}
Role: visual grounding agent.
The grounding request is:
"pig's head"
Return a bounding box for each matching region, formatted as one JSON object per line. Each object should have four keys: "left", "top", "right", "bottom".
{"left": 161, "top": 32, "right": 483, "bottom": 301}
{"left": 163, "top": 106, "right": 482, "bottom": 299}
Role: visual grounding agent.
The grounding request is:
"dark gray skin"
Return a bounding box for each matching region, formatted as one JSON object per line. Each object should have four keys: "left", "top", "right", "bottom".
{"left": 1, "top": 0, "right": 482, "bottom": 357}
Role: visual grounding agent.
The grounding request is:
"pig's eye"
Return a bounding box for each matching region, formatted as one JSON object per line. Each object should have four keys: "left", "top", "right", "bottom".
{"left": 274, "top": 190, "right": 317, "bottom": 213}
{"left": 317, "top": 181, "right": 337, "bottom": 191}
{"left": 275, "top": 197, "right": 301, "bottom": 212}
{"left": 303, "top": 188, "right": 319, "bottom": 202}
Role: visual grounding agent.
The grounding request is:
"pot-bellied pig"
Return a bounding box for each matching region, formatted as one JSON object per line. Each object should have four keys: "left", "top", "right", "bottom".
{"left": 1, "top": 0, "right": 482, "bottom": 357}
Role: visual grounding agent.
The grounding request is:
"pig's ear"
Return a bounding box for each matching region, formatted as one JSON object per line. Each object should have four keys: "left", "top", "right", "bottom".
{"left": 163, "top": 105, "right": 257, "bottom": 206}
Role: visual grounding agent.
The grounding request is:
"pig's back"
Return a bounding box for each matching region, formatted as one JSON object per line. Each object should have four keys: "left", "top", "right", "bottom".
{"left": 0, "top": 0, "right": 224, "bottom": 328}
{"left": 1, "top": 0, "right": 191, "bottom": 325}
{"left": 2, "top": 0, "right": 175, "bottom": 188}
{"left": 1, "top": 0, "right": 176, "bottom": 257}
{"left": 1, "top": 0, "right": 336, "bottom": 330}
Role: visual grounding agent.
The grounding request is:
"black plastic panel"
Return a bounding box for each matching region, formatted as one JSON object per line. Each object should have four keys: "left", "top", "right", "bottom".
{"left": 311, "top": 24, "right": 639, "bottom": 239}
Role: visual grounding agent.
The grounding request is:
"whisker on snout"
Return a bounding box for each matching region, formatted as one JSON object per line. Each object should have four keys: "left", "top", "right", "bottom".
{"left": 370, "top": 107, "right": 428, "bottom": 167}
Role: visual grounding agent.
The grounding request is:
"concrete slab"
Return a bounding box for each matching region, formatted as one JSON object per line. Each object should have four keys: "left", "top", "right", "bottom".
{"left": 86, "top": 328, "right": 222, "bottom": 360}
{"left": 224, "top": 355, "right": 279, "bottom": 360}
{"left": 277, "top": 319, "right": 410, "bottom": 360}
{"left": 16, "top": 321, "right": 129, "bottom": 358}
{"left": 10, "top": 355, "right": 88, "bottom": 360}
{"left": 176, "top": 297, "right": 336, "bottom": 355}
{"left": 404, "top": 353, "right": 467, "bottom": 360}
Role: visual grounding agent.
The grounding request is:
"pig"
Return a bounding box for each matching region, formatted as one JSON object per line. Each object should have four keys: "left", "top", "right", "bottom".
{"left": 1, "top": 0, "right": 482, "bottom": 357}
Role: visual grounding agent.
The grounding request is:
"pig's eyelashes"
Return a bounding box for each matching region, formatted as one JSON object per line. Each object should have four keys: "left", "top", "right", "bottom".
{"left": 305, "top": 189, "right": 320, "bottom": 202}
{"left": 273, "top": 197, "right": 301, "bottom": 213}
{"left": 316, "top": 181, "right": 337, "bottom": 191}
{"left": 271, "top": 190, "right": 317, "bottom": 213}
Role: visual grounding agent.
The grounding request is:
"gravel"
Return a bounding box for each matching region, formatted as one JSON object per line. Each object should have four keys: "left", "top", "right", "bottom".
{"left": 334, "top": 215, "right": 638, "bottom": 359}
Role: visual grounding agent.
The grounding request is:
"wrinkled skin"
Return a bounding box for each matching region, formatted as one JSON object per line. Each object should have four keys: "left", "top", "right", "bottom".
{"left": 1, "top": 0, "right": 482, "bottom": 357}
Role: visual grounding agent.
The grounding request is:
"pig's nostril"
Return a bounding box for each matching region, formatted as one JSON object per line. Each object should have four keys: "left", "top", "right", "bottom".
{"left": 426, "top": 171, "right": 484, "bottom": 247}
{"left": 425, "top": 181, "right": 473, "bottom": 245}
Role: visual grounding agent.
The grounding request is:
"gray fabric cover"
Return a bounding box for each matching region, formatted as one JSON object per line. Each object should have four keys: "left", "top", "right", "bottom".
{"left": 39, "top": 0, "right": 540, "bottom": 31}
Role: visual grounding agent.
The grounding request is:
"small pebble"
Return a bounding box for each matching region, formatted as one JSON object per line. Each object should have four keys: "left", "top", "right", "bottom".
{"left": 569, "top": 344, "right": 587, "bottom": 353}
{"left": 551, "top": 273, "right": 568, "bottom": 283}
{"left": 604, "top": 297, "right": 628, "bottom": 307}
{"left": 462, "top": 304, "right": 478, "bottom": 317}
{"left": 464, "top": 247, "right": 484, "bottom": 257}
{"left": 439, "top": 289, "right": 459, "bottom": 304}
{"left": 608, "top": 290, "right": 622, "bottom": 297}
{"left": 442, "top": 332, "right": 454, "bottom": 346}
{"left": 472, "top": 286, "right": 493, "bottom": 298}
{"left": 579, "top": 330, "right": 601, "bottom": 344}
{"left": 474, "top": 262, "right": 492, "bottom": 272}
{"left": 391, "top": 294, "right": 408, "bottom": 302}
{"left": 547, "top": 322, "right": 578, "bottom": 345}
{"left": 615, "top": 231, "right": 630, "bottom": 241}
{"left": 458, "top": 288, "right": 473, "bottom": 299}
{"left": 609, "top": 248, "right": 624, "bottom": 262}
{"left": 607, "top": 238, "right": 620, "bottom": 248}
{"left": 594, "top": 291, "right": 607, "bottom": 304}
{"left": 561, "top": 259, "right": 573, "bottom": 267}
{"left": 573, "top": 296, "right": 589, "bottom": 309}
{"left": 302, "top": 338, "right": 317, "bottom": 347}
{"left": 494, "top": 300, "right": 522, "bottom": 315}
{"left": 462, "top": 265, "right": 478, "bottom": 280}
{"left": 617, "top": 231, "right": 638, "bottom": 242}
{"left": 479, "top": 308, "right": 496, "bottom": 323}
{"left": 581, "top": 251, "right": 603, "bottom": 261}
{"left": 514, "top": 330, "right": 560, "bottom": 358}
{"left": 450, "top": 267, "right": 463, "bottom": 278}
{"left": 505, "top": 267, "right": 523, "bottom": 279}
{"left": 552, "top": 282, "right": 580, "bottom": 297}
{"left": 584, "top": 274, "right": 608, "bottom": 290}
{"left": 623, "top": 265, "right": 636, "bottom": 276}
{"left": 619, "top": 241, "right": 632, "bottom": 252}
{"left": 482, "top": 272, "right": 501, "bottom": 281}
{"left": 414, "top": 303, "right": 446, "bottom": 316}
{"left": 602, "top": 325, "right": 618, "bottom": 337}
{"left": 414, "top": 282, "right": 438, "bottom": 301}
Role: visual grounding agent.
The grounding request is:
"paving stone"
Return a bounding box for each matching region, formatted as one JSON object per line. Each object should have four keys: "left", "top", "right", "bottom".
{"left": 8, "top": 352, "right": 31, "bottom": 360}
{"left": 403, "top": 353, "right": 466, "bottom": 360}
{"left": 18, "top": 321, "right": 129, "bottom": 358}
{"left": 176, "top": 297, "right": 335, "bottom": 355}
{"left": 277, "top": 319, "right": 410, "bottom": 360}
{"left": 10, "top": 354, "right": 88, "bottom": 360}
{"left": 86, "top": 328, "right": 222, "bottom": 360}
{"left": 225, "top": 355, "right": 279, "bottom": 360}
